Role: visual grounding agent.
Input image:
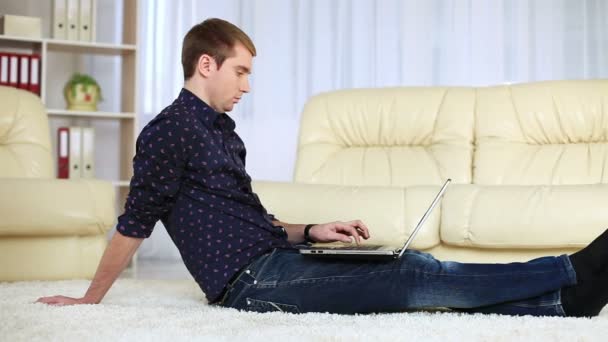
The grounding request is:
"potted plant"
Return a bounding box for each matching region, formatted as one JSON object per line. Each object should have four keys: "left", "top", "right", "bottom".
{"left": 63, "top": 73, "right": 103, "bottom": 111}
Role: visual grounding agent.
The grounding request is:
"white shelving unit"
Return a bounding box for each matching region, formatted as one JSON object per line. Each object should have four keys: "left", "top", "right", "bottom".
{"left": 0, "top": 0, "right": 139, "bottom": 269}
{"left": 0, "top": 0, "right": 137, "bottom": 196}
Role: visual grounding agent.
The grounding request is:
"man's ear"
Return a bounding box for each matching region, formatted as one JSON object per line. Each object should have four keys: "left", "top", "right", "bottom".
{"left": 197, "top": 54, "right": 216, "bottom": 77}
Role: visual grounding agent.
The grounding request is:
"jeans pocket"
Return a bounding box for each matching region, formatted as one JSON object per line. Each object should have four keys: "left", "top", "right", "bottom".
{"left": 245, "top": 297, "right": 301, "bottom": 314}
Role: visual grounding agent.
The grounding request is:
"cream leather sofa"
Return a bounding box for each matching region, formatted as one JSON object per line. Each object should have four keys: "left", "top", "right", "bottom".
{"left": 253, "top": 80, "right": 608, "bottom": 263}
{"left": 0, "top": 86, "right": 115, "bottom": 281}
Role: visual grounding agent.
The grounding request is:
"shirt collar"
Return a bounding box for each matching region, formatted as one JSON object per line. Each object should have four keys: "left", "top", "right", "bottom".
{"left": 178, "top": 88, "right": 235, "bottom": 131}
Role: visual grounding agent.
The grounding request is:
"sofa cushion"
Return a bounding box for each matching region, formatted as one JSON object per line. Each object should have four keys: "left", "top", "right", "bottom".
{"left": 252, "top": 181, "right": 442, "bottom": 249}
{"left": 294, "top": 87, "right": 475, "bottom": 187}
{"left": 441, "top": 184, "right": 608, "bottom": 248}
{"left": 0, "top": 179, "right": 116, "bottom": 237}
{"left": 474, "top": 80, "right": 608, "bottom": 185}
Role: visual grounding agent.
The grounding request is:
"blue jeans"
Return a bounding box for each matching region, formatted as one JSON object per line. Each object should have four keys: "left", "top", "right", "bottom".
{"left": 217, "top": 248, "right": 577, "bottom": 316}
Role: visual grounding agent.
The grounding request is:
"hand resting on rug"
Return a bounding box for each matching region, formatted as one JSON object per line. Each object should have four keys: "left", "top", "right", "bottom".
{"left": 35, "top": 232, "right": 143, "bottom": 306}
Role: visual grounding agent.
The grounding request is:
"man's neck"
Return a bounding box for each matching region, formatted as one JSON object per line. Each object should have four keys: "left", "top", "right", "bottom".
{"left": 183, "top": 81, "right": 220, "bottom": 113}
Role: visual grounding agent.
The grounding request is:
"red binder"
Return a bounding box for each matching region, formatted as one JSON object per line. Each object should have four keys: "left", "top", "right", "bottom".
{"left": 0, "top": 53, "right": 9, "bottom": 86}
{"left": 8, "top": 54, "right": 18, "bottom": 88}
{"left": 17, "top": 54, "right": 30, "bottom": 90}
{"left": 58, "top": 127, "right": 70, "bottom": 178}
{"left": 29, "top": 54, "right": 40, "bottom": 95}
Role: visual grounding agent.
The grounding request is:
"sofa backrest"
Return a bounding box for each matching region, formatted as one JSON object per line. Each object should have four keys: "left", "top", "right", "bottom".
{"left": 475, "top": 80, "right": 608, "bottom": 185}
{"left": 294, "top": 87, "right": 475, "bottom": 186}
{"left": 0, "top": 86, "right": 53, "bottom": 178}
{"left": 295, "top": 80, "right": 608, "bottom": 187}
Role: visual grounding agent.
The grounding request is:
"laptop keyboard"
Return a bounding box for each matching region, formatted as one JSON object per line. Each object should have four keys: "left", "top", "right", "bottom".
{"left": 322, "top": 246, "right": 383, "bottom": 250}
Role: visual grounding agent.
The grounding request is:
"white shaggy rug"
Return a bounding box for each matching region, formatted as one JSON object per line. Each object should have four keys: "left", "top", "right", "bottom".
{"left": 1, "top": 279, "right": 607, "bottom": 341}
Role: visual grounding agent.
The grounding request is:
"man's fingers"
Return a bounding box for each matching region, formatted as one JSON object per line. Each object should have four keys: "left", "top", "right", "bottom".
{"left": 37, "top": 299, "right": 60, "bottom": 305}
{"left": 36, "top": 295, "right": 73, "bottom": 306}
{"left": 36, "top": 296, "right": 55, "bottom": 303}
{"left": 355, "top": 220, "right": 370, "bottom": 239}
{"left": 325, "top": 230, "right": 351, "bottom": 243}
{"left": 337, "top": 225, "right": 361, "bottom": 245}
{"left": 356, "top": 221, "right": 370, "bottom": 238}
{"left": 346, "top": 220, "right": 370, "bottom": 239}
{"left": 343, "top": 221, "right": 367, "bottom": 241}
{"left": 347, "top": 224, "right": 363, "bottom": 244}
{"left": 339, "top": 234, "right": 352, "bottom": 243}
{"left": 321, "top": 221, "right": 369, "bottom": 244}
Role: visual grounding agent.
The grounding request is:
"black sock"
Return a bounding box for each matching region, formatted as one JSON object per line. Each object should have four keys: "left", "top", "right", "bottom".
{"left": 562, "top": 229, "right": 608, "bottom": 317}
{"left": 561, "top": 270, "right": 608, "bottom": 317}
{"left": 569, "top": 228, "right": 608, "bottom": 283}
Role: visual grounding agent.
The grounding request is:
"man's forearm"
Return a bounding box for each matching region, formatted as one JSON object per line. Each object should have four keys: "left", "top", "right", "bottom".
{"left": 83, "top": 232, "right": 143, "bottom": 303}
{"left": 272, "top": 220, "right": 307, "bottom": 244}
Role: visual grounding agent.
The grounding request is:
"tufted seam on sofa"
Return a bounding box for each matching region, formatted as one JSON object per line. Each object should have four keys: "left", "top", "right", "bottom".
{"left": 384, "top": 147, "right": 393, "bottom": 185}
{"left": 550, "top": 145, "right": 568, "bottom": 184}
{"left": 431, "top": 88, "right": 448, "bottom": 145}
{"left": 425, "top": 146, "right": 443, "bottom": 183}
{"left": 387, "top": 97, "right": 398, "bottom": 147}
{"left": 508, "top": 86, "right": 529, "bottom": 145}
{"left": 471, "top": 88, "right": 477, "bottom": 180}
{"left": 305, "top": 96, "right": 345, "bottom": 182}
{"left": 551, "top": 94, "right": 570, "bottom": 144}
{"left": 310, "top": 145, "right": 341, "bottom": 183}
{"left": 602, "top": 143, "right": 607, "bottom": 182}
{"left": 360, "top": 147, "right": 367, "bottom": 181}
{"left": 464, "top": 186, "right": 480, "bottom": 246}
{"left": 426, "top": 81, "right": 448, "bottom": 182}
{"left": 472, "top": 87, "right": 479, "bottom": 183}
{"left": 6, "top": 145, "right": 26, "bottom": 177}
{"left": 325, "top": 96, "right": 346, "bottom": 147}
{"left": 402, "top": 186, "right": 407, "bottom": 244}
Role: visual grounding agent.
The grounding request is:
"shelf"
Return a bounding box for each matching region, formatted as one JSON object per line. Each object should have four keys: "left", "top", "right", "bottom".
{"left": 47, "top": 40, "right": 136, "bottom": 55}
{"left": 0, "top": 35, "right": 42, "bottom": 50}
{"left": 0, "top": 35, "right": 136, "bottom": 55}
{"left": 47, "top": 109, "right": 136, "bottom": 119}
{"left": 0, "top": 35, "right": 43, "bottom": 44}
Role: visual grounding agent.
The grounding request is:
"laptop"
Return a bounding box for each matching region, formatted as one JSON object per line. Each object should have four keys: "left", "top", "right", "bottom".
{"left": 298, "top": 179, "right": 451, "bottom": 260}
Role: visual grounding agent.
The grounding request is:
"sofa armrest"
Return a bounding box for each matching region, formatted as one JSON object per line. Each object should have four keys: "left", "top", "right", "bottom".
{"left": 0, "top": 178, "right": 115, "bottom": 236}
{"left": 252, "top": 181, "right": 442, "bottom": 249}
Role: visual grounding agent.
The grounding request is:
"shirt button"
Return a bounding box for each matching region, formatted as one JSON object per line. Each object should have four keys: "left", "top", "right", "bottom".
{"left": 245, "top": 270, "right": 251, "bottom": 274}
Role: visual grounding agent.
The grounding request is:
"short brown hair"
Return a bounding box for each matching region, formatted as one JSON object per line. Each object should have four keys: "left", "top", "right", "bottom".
{"left": 181, "top": 18, "right": 257, "bottom": 80}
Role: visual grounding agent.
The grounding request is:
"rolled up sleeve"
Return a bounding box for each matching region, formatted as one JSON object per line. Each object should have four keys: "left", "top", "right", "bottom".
{"left": 116, "top": 115, "right": 189, "bottom": 238}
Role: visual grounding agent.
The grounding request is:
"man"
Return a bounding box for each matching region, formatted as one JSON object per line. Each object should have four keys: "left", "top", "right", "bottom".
{"left": 38, "top": 18, "right": 608, "bottom": 317}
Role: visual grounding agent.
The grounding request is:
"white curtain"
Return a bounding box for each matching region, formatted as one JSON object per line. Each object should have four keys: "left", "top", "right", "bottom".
{"left": 136, "top": 0, "right": 608, "bottom": 260}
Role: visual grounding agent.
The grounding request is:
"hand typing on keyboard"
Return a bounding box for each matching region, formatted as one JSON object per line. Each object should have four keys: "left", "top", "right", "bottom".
{"left": 307, "top": 220, "right": 371, "bottom": 245}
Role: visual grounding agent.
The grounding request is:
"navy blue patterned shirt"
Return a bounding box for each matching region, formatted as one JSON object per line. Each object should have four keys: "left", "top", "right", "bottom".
{"left": 117, "top": 88, "right": 293, "bottom": 302}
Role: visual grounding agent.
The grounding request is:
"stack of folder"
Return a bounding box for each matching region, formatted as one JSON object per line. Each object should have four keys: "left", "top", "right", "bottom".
{"left": 0, "top": 53, "right": 40, "bottom": 95}
{"left": 52, "top": 0, "right": 96, "bottom": 42}
{"left": 57, "top": 126, "right": 96, "bottom": 179}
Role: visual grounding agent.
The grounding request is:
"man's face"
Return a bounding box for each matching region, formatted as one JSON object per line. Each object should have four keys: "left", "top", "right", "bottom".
{"left": 206, "top": 43, "right": 253, "bottom": 113}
